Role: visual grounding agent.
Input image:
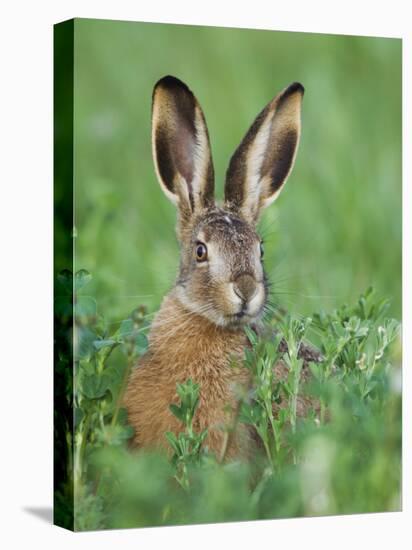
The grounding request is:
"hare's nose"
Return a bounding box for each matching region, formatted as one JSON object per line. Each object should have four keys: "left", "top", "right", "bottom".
{"left": 234, "top": 274, "right": 258, "bottom": 303}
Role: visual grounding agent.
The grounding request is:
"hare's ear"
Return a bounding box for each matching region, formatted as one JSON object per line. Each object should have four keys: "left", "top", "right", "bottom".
{"left": 152, "top": 76, "right": 214, "bottom": 221}
{"left": 224, "top": 82, "right": 304, "bottom": 223}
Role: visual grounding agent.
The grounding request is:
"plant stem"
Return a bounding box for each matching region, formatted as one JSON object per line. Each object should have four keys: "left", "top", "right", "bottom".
{"left": 261, "top": 434, "right": 274, "bottom": 470}
{"left": 219, "top": 398, "right": 242, "bottom": 464}
{"left": 111, "top": 357, "right": 134, "bottom": 427}
{"left": 266, "top": 403, "right": 280, "bottom": 472}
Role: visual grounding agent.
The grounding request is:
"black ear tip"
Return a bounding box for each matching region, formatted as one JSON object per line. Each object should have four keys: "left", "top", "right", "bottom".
{"left": 286, "top": 82, "right": 305, "bottom": 96}
{"left": 154, "top": 75, "right": 190, "bottom": 93}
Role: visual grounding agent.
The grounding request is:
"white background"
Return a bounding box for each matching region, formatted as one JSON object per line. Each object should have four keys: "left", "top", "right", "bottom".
{"left": 0, "top": 1, "right": 410, "bottom": 548}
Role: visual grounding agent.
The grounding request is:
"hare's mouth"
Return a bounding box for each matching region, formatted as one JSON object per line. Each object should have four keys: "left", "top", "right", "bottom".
{"left": 227, "top": 311, "right": 248, "bottom": 325}
{"left": 224, "top": 308, "right": 260, "bottom": 327}
{"left": 234, "top": 306, "right": 252, "bottom": 322}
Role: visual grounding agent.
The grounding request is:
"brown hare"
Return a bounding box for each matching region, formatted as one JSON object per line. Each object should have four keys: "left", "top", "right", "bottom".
{"left": 124, "top": 75, "right": 306, "bottom": 461}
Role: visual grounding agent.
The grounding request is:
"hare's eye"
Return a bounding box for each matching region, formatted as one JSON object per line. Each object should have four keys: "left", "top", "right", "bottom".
{"left": 260, "top": 242, "right": 264, "bottom": 259}
{"left": 195, "top": 242, "right": 208, "bottom": 262}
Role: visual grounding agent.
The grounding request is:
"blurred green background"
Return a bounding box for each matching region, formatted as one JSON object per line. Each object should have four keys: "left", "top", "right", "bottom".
{"left": 73, "top": 19, "right": 401, "bottom": 322}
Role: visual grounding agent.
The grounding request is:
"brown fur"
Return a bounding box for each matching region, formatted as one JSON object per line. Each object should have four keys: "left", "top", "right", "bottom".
{"left": 124, "top": 292, "right": 253, "bottom": 460}
{"left": 124, "top": 76, "right": 307, "bottom": 461}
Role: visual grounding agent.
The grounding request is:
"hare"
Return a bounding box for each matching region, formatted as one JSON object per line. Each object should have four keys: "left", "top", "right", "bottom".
{"left": 124, "top": 75, "right": 306, "bottom": 461}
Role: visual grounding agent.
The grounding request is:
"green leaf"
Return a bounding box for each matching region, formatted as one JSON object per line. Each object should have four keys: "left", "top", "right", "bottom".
{"left": 165, "top": 431, "right": 180, "bottom": 455}
{"left": 119, "top": 318, "right": 134, "bottom": 339}
{"left": 245, "top": 326, "right": 258, "bottom": 346}
{"left": 74, "top": 269, "right": 92, "bottom": 291}
{"left": 76, "top": 296, "right": 97, "bottom": 319}
{"left": 93, "top": 339, "right": 118, "bottom": 351}
{"left": 135, "top": 333, "right": 149, "bottom": 355}
{"left": 74, "top": 326, "right": 97, "bottom": 361}
{"left": 81, "top": 373, "right": 110, "bottom": 399}
{"left": 103, "top": 366, "right": 124, "bottom": 395}
{"left": 169, "top": 404, "right": 184, "bottom": 422}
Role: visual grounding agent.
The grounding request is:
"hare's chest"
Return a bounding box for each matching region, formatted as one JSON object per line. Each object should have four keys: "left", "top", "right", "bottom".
{"left": 125, "top": 346, "right": 251, "bottom": 458}
{"left": 190, "top": 364, "right": 249, "bottom": 432}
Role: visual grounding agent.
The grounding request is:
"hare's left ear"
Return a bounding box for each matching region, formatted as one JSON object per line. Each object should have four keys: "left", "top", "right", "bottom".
{"left": 224, "top": 82, "right": 304, "bottom": 223}
{"left": 152, "top": 76, "right": 214, "bottom": 222}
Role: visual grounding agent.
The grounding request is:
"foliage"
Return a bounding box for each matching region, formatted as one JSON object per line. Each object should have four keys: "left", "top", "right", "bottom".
{"left": 166, "top": 380, "right": 209, "bottom": 490}
{"left": 54, "top": 273, "right": 401, "bottom": 530}
{"left": 241, "top": 317, "right": 312, "bottom": 470}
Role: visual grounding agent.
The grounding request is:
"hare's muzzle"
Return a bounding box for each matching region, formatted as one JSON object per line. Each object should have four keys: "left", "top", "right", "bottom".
{"left": 233, "top": 274, "right": 258, "bottom": 304}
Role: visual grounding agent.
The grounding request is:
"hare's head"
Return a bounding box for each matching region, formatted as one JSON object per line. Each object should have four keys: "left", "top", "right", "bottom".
{"left": 152, "top": 76, "right": 303, "bottom": 328}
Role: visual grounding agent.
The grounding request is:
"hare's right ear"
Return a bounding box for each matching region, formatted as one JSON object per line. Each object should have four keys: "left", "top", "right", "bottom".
{"left": 224, "top": 82, "right": 304, "bottom": 224}
{"left": 152, "top": 76, "right": 215, "bottom": 223}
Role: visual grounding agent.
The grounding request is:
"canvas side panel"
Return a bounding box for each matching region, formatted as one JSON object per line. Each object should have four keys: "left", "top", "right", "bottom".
{"left": 53, "top": 19, "right": 75, "bottom": 532}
